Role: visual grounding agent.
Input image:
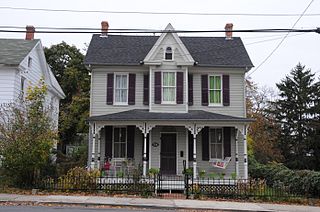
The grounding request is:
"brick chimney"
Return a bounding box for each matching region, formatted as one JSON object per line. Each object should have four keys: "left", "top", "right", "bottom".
{"left": 25, "top": 25, "right": 35, "bottom": 40}
{"left": 101, "top": 21, "right": 109, "bottom": 37}
{"left": 225, "top": 23, "right": 233, "bottom": 40}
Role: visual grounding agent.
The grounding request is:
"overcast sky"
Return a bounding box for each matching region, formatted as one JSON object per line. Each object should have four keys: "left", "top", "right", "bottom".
{"left": 1, "top": 0, "right": 319, "bottom": 89}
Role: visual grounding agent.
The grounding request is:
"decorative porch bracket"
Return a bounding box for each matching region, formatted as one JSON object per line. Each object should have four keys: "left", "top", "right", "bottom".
{"left": 137, "top": 123, "right": 155, "bottom": 176}
{"left": 235, "top": 125, "right": 248, "bottom": 180}
{"left": 185, "top": 124, "right": 204, "bottom": 179}
{"left": 90, "top": 123, "right": 104, "bottom": 170}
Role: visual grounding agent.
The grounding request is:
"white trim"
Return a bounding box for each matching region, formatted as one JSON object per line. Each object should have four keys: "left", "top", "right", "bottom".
{"left": 161, "top": 71, "right": 177, "bottom": 104}
{"left": 209, "top": 127, "right": 224, "bottom": 160}
{"left": 208, "top": 74, "right": 223, "bottom": 107}
{"left": 113, "top": 72, "right": 129, "bottom": 105}
{"left": 149, "top": 130, "right": 152, "bottom": 170}
{"left": 185, "top": 128, "right": 189, "bottom": 169}
{"left": 112, "top": 126, "right": 128, "bottom": 159}
{"left": 149, "top": 68, "right": 152, "bottom": 111}
{"left": 185, "top": 67, "right": 188, "bottom": 112}
{"left": 160, "top": 132, "right": 178, "bottom": 175}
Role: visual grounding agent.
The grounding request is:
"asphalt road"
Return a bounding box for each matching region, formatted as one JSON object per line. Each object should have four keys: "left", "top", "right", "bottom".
{"left": 0, "top": 206, "right": 178, "bottom": 212}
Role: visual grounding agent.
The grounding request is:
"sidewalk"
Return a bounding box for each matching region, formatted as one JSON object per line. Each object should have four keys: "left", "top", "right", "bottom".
{"left": 0, "top": 193, "right": 319, "bottom": 212}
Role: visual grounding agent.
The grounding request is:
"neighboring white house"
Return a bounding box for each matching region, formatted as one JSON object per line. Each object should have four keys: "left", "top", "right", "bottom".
{"left": 0, "top": 26, "right": 65, "bottom": 129}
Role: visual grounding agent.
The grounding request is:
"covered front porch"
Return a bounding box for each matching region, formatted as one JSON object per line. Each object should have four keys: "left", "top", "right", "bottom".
{"left": 87, "top": 109, "right": 251, "bottom": 179}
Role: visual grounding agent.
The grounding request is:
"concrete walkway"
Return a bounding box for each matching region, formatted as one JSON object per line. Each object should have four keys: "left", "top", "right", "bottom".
{"left": 0, "top": 193, "right": 319, "bottom": 212}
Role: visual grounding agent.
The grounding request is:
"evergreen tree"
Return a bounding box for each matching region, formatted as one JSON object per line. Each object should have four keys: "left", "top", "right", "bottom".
{"left": 273, "top": 63, "right": 318, "bottom": 170}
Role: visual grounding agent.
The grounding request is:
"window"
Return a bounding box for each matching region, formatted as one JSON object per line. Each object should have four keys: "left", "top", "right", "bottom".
{"left": 210, "top": 128, "right": 223, "bottom": 159}
{"left": 113, "top": 127, "right": 127, "bottom": 158}
{"left": 162, "top": 72, "right": 176, "bottom": 103}
{"left": 114, "top": 74, "right": 128, "bottom": 104}
{"left": 165, "top": 47, "right": 173, "bottom": 60}
{"left": 27, "top": 57, "right": 32, "bottom": 68}
{"left": 209, "top": 75, "right": 222, "bottom": 105}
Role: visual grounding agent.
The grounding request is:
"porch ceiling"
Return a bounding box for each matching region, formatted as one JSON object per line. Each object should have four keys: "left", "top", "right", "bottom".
{"left": 88, "top": 109, "right": 253, "bottom": 123}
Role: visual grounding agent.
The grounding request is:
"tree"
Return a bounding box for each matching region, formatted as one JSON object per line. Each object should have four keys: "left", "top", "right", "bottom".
{"left": 272, "top": 63, "right": 319, "bottom": 170}
{"left": 246, "top": 79, "right": 283, "bottom": 164}
{"left": 44, "top": 42, "right": 90, "bottom": 153}
{"left": 0, "top": 80, "right": 56, "bottom": 186}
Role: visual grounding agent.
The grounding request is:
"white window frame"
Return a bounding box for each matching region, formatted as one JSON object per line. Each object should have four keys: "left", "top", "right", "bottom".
{"left": 114, "top": 73, "right": 129, "bottom": 105}
{"left": 112, "top": 126, "right": 127, "bottom": 159}
{"left": 164, "top": 46, "right": 174, "bottom": 61}
{"left": 161, "top": 71, "right": 176, "bottom": 104}
{"left": 209, "top": 128, "right": 224, "bottom": 159}
{"left": 208, "top": 74, "right": 223, "bottom": 106}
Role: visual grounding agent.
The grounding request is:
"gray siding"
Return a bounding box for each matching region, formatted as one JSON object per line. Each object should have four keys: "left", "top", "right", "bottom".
{"left": 90, "top": 67, "right": 149, "bottom": 116}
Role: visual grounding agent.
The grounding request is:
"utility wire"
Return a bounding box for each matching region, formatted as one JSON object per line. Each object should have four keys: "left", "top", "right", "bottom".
{"left": 1, "top": 6, "right": 320, "bottom": 17}
{"left": 247, "top": 0, "right": 315, "bottom": 77}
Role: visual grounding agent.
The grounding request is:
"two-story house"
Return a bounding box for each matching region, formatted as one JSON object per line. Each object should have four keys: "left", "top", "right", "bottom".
{"left": 0, "top": 26, "right": 65, "bottom": 130}
{"left": 84, "top": 22, "right": 253, "bottom": 179}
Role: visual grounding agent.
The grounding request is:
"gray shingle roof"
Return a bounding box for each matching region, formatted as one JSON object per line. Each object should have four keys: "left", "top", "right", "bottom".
{"left": 0, "top": 39, "right": 39, "bottom": 66}
{"left": 84, "top": 34, "right": 253, "bottom": 68}
{"left": 88, "top": 109, "right": 252, "bottom": 122}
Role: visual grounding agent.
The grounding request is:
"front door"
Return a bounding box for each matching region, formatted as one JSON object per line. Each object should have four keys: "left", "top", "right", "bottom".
{"left": 160, "top": 133, "right": 176, "bottom": 175}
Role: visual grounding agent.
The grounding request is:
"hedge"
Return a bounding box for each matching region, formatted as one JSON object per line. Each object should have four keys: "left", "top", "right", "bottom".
{"left": 249, "top": 157, "right": 320, "bottom": 197}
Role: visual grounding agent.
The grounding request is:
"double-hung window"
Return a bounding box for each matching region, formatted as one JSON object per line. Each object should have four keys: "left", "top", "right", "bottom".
{"left": 209, "top": 75, "right": 222, "bottom": 105}
{"left": 162, "top": 72, "right": 176, "bottom": 103}
{"left": 114, "top": 74, "right": 128, "bottom": 105}
{"left": 113, "top": 127, "right": 127, "bottom": 158}
{"left": 165, "top": 47, "right": 173, "bottom": 60}
{"left": 210, "top": 128, "right": 223, "bottom": 159}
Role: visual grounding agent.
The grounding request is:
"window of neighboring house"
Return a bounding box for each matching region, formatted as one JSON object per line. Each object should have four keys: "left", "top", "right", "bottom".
{"left": 27, "top": 57, "right": 32, "bottom": 69}
{"left": 113, "top": 127, "right": 127, "bottom": 158}
{"left": 210, "top": 128, "right": 223, "bottom": 159}
{"left": 20, "top": 76, "right": 26, "bottom": 97}
{"left": 114, "top": 74, "right": 128, "bottom": 105}
{"left": 162, "top": 72, "right": 176, "bottom": 103}
{"left": 164, "top": 47, "right": 173, "bottom": 60}
{"left": 209, "top": 75, "right": 222, "bottom": 105}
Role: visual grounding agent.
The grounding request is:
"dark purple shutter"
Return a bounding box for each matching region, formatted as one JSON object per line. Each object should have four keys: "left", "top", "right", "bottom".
{"left": 223, "top": 127, "right": 231, "bottom": 157}
{"left": 105, "top": 126, "right": 113, "bottom": 159}
{"left": 188, "top": 74, "right": 193, "bottom": 106}
{"left": 154, "top": 72, "right": 161, "bottom": 104}
{"left": 176, "top": 72, "right": 183, "bottom": 104}
{"left": 106, "top": 73, "right": 114, "bottom": 105}
{"left": 201, "top": 75, "right": 208, "bottom": 106}
{"left": 128, "top": 74, "right": 136, "bottom": 105}
{"left": 202, "top": 127, "right": 209, "bottom": 161}
{"left": 188, "top": 131, "right": 193, "bottom": 161}
{"left": 223, "top": 75, "right": 230, "bottom": 106}
{"left": 127, "top": 126, "right": 135, "bottom": 158}
{"left": 143, "top": 75, "right": 149, "bottom": 105}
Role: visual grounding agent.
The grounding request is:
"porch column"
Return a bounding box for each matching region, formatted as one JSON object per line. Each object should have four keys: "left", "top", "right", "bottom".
{"left": 243, "top": 125, "right": 248, "bottom": 180}
{"left": 235, "top": 128, "right": 239, "bottom": 178}
{"left": 90, "top": 123, "right": 96, "bottom": 169}
{"left": 96, "top": 125, "right": 104, "bottom": 169}
{"left": 137, "top": 123, "right": 155, "bottom": 176}
{"left": 185, "top": 124, "right": 204, "bottom": 179}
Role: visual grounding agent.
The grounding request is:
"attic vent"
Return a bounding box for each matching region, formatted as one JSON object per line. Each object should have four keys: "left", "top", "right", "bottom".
{"left": 165, "top": 47, "right": 173, "bottom": 60}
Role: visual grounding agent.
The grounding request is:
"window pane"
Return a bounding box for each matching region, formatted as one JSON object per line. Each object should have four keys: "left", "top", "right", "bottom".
{"left": 163, "top": 87, "right": 175, "bottom": 101}
{"left": 120, "top": 143, "right": 126, "bottom": 158}
{"left": 121, "top": 75, "right": 127, "bottom": 88}
{"left": 216, "top": 129, "right": 222, "bottom": 143}
{"left": 120, "top": 128, "right": 126, "bottom": 143}
{"left": 214, "top": 76, "right": 221, "bottom": 89}
{"left": 114, "top": 128, "right": 119, "bottom": 142}
{"left": 209, "top": 90, "right": 215, "bottom": 103}
{"left": 213, "top": 91, "right": 221, "bottom": 104}
{"left": 210, "top": 144, "right": 215, "bottom": 158}
{"left": 216, "top": 144, "right": 222, "bottom": 158}
{"left": 114, "top": 143, "right": 120, "bottom": 158}
{"left": 209, "top": 76, "right": 214, "bottom": 89}
{"left": 163, "top": 72, "right": 175, "bottom": 86}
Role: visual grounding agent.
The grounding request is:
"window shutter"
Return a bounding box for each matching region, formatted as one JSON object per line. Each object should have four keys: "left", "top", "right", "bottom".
{"left": 188, "top": 74, "right": 193, "bottom": 106}
{"left": 127, "top": 126, "right": 135, "bottom": 158}
{"left": 105, "top": 126, "right": 113, "bottom": 159}
{"left": 128, "top": 74, "right": 136, "bottom": 105}
{"left": 143, "top": 74, "right": 149, "bottom": 105}
{"left": 223, "top": 127, "right": 231, "bottom": 157}
{"left": 154, "top": 72, "right": 161, "bottom": 104}
{"left": 142, "top": 134, "right": 150, "bottom": 161}
{"left": 176, "top": 72, "right": 183, "bottom": 104}
{"left": 106, "top": 73, "right": 114, "bottom": 105}
{"left": 188, "top": 131, "right": 194, "bottom": 161}
{"left": 202, "top": 127, "right": 209, "bottom": 161}
{"left": 223, "top": 75, "right": 230, "bottom": 106}
{"left": 201, "top": 75, "right": 208, "bottom": 106}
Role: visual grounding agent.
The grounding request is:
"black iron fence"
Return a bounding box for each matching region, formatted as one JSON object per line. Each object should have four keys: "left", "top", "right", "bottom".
{"left": 32, "top": 173, "right": 316, "bottom": 200}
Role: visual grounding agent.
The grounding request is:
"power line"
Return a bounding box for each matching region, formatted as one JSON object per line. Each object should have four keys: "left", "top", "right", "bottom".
{"left": 248, "top": 0, "right": 315, "bottom": 77}
{"left": 1, "top": 6, "right": 320, "bottom": 17}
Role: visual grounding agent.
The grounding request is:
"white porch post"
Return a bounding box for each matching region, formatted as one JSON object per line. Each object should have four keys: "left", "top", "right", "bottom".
{"left": 96, "top": 125, "right": 104, "bottom": 170}
{"left": 137, "top": 123, "right": 155, "bottom": 177}
{"left": 243, "top": 125, "right": 248, "bottom": 180}
{"left": 235, "top": 128, "right": 239, "bottom": 178}
{"left": 90, "top": 123, "right": 96, "bottom": 169}
{"left": 186, "top": 124, "right": 204, "bottom": 179}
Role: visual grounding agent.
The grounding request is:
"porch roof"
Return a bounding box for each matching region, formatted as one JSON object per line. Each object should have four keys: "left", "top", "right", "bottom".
{"left": 88, "top": 109, "right": 253, "bottom": 123}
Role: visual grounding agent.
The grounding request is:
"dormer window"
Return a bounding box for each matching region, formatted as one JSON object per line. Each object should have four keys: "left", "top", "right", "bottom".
{"left": 165, "top": 47, "right": 173, "bottom": 60}
{"left": 27, "top": 57, "right": 32, "bottom": 68}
